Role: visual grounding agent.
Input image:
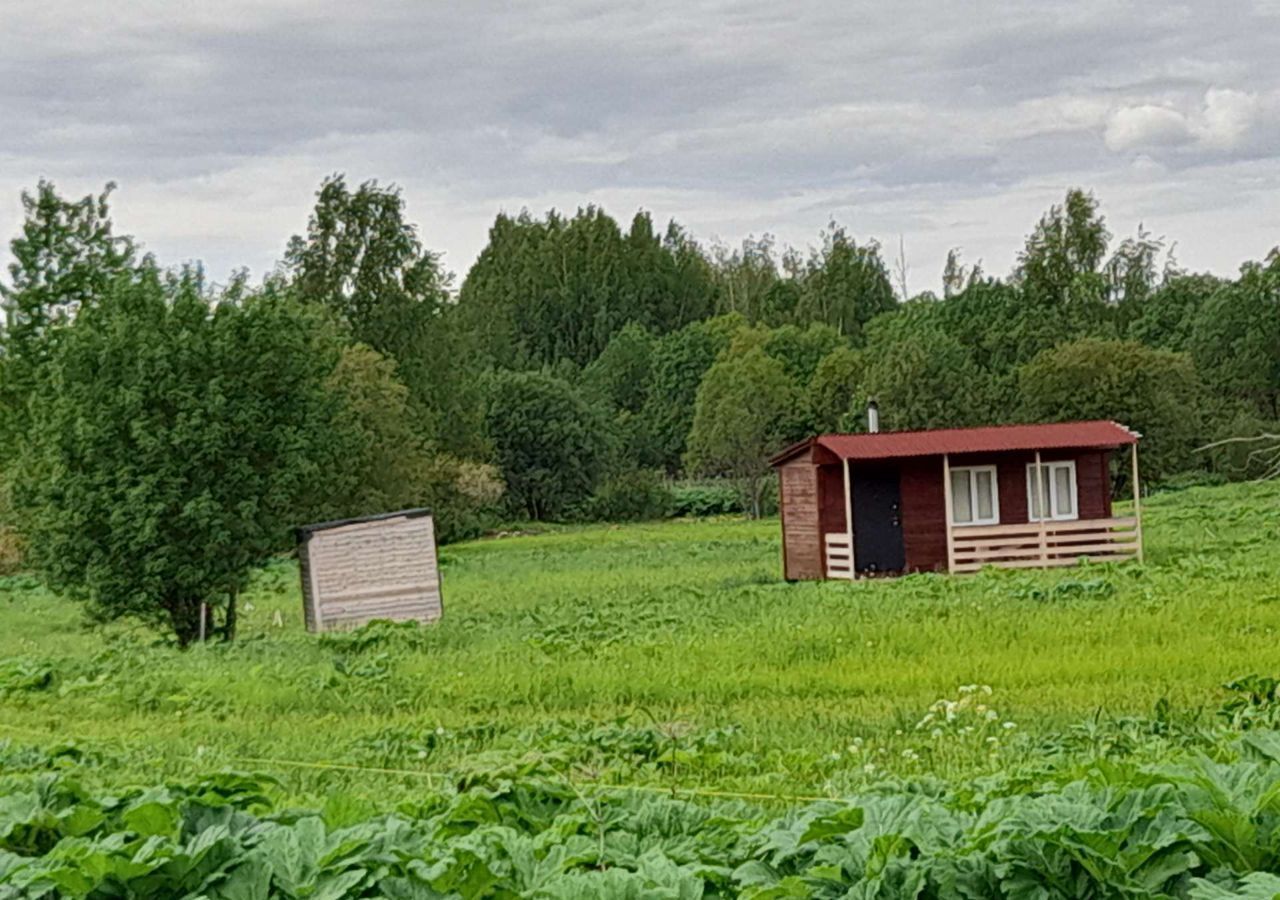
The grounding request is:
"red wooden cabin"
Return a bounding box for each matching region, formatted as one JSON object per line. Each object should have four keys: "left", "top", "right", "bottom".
{"left": 770, "top": 420, "right": 1142, "bottom": 579}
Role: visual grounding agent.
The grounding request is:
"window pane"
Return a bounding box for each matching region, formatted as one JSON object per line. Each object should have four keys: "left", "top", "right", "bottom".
{"left": 1055, "top": 465, "right": 1074, "bottom": 516}
{"left": 975, "top": 470, "right": 994, "bottom": 520}
{"left": 1028, "top": 465, "right": 1047, "bottom": 520}
{"left": 951, "top": 470, "right": 972, "bottom": 523}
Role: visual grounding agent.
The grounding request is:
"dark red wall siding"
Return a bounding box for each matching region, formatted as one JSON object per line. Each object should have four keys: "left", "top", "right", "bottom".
{"left": 1078, "top": 451, "right": 1112, "bottom": 519}
{"left": 900, "top": 457, "right": 947, "bottom": 572}
{"left": 818, "top": 464, "right": 847, "bottom": 536}
{"left": 948, "top": 449, "right": 1112, "bottom": 525}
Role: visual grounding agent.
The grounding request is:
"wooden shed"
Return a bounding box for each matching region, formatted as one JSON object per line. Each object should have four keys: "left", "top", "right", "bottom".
{"left": 296, "top": 508, "right": 443, "bottom": 631}
{"left": 770, "top": 420, "right": 1143, "bottom": 579}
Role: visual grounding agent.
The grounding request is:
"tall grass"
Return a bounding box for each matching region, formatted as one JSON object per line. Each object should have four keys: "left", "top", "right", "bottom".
{"left": 1, "top": 480, "right": 1278, "bottom": 808}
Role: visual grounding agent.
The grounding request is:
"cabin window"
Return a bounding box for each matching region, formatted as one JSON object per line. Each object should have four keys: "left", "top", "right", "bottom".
{"left": 950, "top": 465, "right": 1000, "bottom": 526}
{"left": 1027, "top": 461, "right": 1078, "bottom": 521}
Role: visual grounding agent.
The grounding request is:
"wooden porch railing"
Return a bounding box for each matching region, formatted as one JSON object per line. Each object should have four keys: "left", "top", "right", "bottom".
{"left": 950, "top": 516, "right": 1140, "bottom": 574}
{"left": 823, "top": 532, "right": 855, "bottom": 580}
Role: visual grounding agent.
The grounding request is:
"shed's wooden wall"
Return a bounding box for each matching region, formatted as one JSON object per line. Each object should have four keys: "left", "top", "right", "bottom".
{"left": 299, "top": 512, "right": 442, "bottom": 631}
{"left": 778, "top": 457, "right": 823, "bottom": 580}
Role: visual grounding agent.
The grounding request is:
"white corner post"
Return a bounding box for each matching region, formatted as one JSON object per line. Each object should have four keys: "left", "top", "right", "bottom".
{"left": 842, "top": 457, "right": 856, "bottom": 580}
{"left": 942, "top": 453, "right": 955, "bottom": 573}
{"left": 1131, "top": 442, "right": 1144, "bottom": 563}
{"left": 1034, "top": 450, "right": 1049, "bottom": 566}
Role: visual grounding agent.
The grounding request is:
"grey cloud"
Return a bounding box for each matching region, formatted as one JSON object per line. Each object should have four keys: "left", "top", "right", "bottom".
{"left": 0, "top": 0, "right": 1277, "bottom": 289}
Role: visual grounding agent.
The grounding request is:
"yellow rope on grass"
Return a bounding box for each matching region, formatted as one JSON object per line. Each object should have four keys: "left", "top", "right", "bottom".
{"left": 2, "top": 726, "right": 839, "bottom": 806}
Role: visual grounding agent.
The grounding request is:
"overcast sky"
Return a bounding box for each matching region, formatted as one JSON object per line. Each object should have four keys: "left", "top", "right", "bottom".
{"left": 1, "top": 0, "right": 1277, "bottom": 294}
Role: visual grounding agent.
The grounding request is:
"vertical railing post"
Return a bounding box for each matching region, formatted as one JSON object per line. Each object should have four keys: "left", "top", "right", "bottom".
{"left": 1034, "top": 450, "right": 1048, "bottom": 566}
{"left": 942, "top": 453, "right": 955, "bottom": 574}
{"left": 842, "top": 457, "right": 856, "bottom": 580}
{"left": 1131, "top": 443, "right": 1144, "bottom": 563}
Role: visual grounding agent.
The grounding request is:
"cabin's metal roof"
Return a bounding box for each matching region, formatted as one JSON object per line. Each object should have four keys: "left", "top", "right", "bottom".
{"left": 771, "top": 420, "right": 1138, "bottom": 466}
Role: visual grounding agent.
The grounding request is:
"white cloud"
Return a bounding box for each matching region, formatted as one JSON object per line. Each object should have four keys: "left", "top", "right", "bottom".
{"left": 1104, "top": 105, "right": 1194, "bottom": 152}
{"left": 1196, "top": 88, "right": 1260, "bottom": 149}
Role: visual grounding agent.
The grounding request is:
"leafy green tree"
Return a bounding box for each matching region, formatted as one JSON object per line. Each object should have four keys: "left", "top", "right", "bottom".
{"left": 581, "top": 322, "right": 654, "bottom": 415}
{"left": 1128, "top": 273, "right": 1223, "bottom": 352}
{"left": 942, "top": 248, "right": 983, "bottom": 299}
{"left": 794, "top": 224, "right": 897, "bottom": 340}
{"left": 581, "top": 323, "right": 659, "bottom": 474}
{"left": 622, "top": 213, "right": 716, "bottom": 333}
{"left": 763, "top": 323, "right": 844, "bottom": 385}
{"left": 1014, "top": 188, "right": 1111, "bottom": 306}
{"left": 685, "top": 346, "right": 799, "bottom": 516}
{"left": 1017, "top": 338, "right": 1205, "bottom": 482}
{"left": 324, "top": 344, "right": 438, "bottom": 516}
{"left": 327, "top": 342, "right": 505, "bottom": 540}
{"left": 0, "top": 182, "right": 139, "bottom": 449}
{"left": 461, "top": 206, "right": 715, "bottom": 368}
{"left": 283, "top": 174, "right": 484, "bottom": 455}
{"left": 854, "top": 315, "right": 1000, "bottom": 432}
{"left": 14, "top": 271, "right": 356, "bottom": 645}
{"left": 284, "top": 174, "right": 451, "bottom": 350}
{"left": 483, "top": 370, "right": 610, "bottom": 520}
{"left": 1105, "top": 226, "right": 1166, "bottom": 308}
{"left": 1191, "top": 252, "right": 1280, "bottom": 418}
{"left": 808, "top": 346, "right": 865, "bottom": 433}
{"left": 639, "top": 315, "right": 743, "bottom": 473}
{"left": 657, "top": 221, "right": 718, "bottom": 327}
{"left": 710, "top": 235, "right": 800, "bottom": 325}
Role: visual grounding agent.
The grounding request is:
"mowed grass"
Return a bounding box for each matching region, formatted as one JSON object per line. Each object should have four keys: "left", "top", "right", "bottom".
{"left": 2, "top": 479, "right": 1279, "bottom": 807}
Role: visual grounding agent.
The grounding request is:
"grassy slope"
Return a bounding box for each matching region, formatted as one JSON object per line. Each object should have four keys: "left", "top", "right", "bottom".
{"left": 1, "top": 479, "right": 1278, "bottom": 806}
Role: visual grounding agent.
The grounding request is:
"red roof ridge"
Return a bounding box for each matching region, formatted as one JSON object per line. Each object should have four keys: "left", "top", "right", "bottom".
{"left": 811, "top": 418, "right": 1131, "bottom": 440}
{"left": 771, "top": 419, "right": 1138, "bottom": 466}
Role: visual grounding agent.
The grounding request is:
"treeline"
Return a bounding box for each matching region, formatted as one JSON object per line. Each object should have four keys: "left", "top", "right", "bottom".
{"left": 0, "top": 176, "right": 1277, "bottom": 642}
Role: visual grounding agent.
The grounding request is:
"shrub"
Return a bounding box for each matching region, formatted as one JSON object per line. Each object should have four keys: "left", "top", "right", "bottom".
{"left": 0, "top": 528, "right": 22, "bottom": 576}
{"left": 422, "top": 456, "right": 505, "bottom": 543}
{"left": 483, "top": 369, "right": 611, "bottom": 520}
{"left": 577, "top": 469, "right": 673, "bottom": 522}
{"left": 1017, "top": 338, "right": 1205, "bottom": 483}
{"left": 685, "top": 346, "right": 799, "bottom": 517}
{"left": 0, "top": 472, "right": 20, "bottom": 574}
{"left": 670, "top": 481, "right": 743, "bottom": 517}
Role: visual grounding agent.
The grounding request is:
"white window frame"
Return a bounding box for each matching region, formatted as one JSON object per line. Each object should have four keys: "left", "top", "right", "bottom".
{"left": 1026, "top": 460, "right": 1078, "bottom": 522}
{"left": 950, "top": 465, "right": 1001, "bottom": 526}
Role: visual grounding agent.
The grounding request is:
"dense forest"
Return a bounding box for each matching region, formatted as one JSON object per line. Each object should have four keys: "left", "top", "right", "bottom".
{"left": 1, "top": 176, "right": 1277, "bottom": 641}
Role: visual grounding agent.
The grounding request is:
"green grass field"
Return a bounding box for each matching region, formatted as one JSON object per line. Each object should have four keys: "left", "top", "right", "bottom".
{"left": 3, "top": 479, "right": 1279, "bottom": 811}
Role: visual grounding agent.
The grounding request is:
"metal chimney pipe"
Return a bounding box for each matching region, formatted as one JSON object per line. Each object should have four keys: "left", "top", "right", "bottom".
{"left": 867, "top": 399, "right": 880, "bottom": 434}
